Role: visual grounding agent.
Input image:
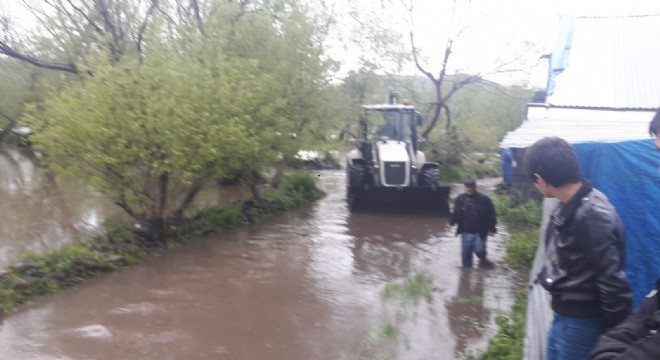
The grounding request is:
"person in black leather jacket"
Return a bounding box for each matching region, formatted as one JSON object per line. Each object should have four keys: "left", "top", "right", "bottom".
{"left": 588, "top": 280, "right": 660, "bottom": 359}
{"left": 524, "top": 137, "right": 633, "bottom": 360}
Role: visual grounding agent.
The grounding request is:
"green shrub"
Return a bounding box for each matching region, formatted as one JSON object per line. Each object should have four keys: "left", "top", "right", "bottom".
{"left": 193, "top": 204, "right": 247, "bottom": 234}
{"left": 505, "top": 231, "right": 539, "bottom": 274}
{"left": 493, "top": 196, "right": 542, "bottom": 231}
{"left": 278, "top": 172, "right": 324, "bottom": 201}
{"left": 441, "top": 162, "right": 501, "bottom": 182}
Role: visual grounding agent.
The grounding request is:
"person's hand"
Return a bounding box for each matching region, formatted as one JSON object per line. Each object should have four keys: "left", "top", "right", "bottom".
{"left": 487, "top": 232, "right": 495, "bottom": 237}
{"left": 445, "top": 224, "right": 452, "bottom": 231}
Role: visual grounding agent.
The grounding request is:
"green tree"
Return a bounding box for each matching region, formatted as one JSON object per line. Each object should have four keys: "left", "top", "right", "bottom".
{"left": 21, "top": 0, "right": 335, "bottom": 244}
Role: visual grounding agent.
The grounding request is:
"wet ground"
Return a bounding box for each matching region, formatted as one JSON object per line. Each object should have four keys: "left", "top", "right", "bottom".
{"left": 0, "top": 150, "right": 515, "bottom": 360}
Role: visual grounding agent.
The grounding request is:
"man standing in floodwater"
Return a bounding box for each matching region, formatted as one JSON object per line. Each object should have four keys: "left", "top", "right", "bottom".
{"left": 524, "top": 136, "right": 632, "bottom": 360}
{"left": 448, "top": 179, "right": 497, "bottom": 269}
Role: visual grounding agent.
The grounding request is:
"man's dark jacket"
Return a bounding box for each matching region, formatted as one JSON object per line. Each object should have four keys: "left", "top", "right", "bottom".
{"left": 539, "top": 181, "right": 632, "bottom": 328}
{"left": 589, "top": 285, "right": 660, "bottom": 359}
{"left": 450, "top": 192, "right": 497, "bottom": 239}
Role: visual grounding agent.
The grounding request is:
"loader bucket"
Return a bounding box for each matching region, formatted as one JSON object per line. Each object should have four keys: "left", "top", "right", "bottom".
{"left": 347, "top": 185, "right": 450, "bottom": 214}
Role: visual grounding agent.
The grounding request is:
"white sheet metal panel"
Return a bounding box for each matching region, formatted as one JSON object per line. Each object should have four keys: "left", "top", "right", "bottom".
{"left": 500, "top": 106, "right": 655, "bottom": 148}
{"left": 523, "top": 198, "right": 559, "bottom": 360}
{"left": 547, "top": 15, "right": 660, "bottom": 110}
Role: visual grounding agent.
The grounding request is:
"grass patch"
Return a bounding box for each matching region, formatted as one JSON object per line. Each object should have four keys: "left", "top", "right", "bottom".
{"left": 481, "top": 291, "right": 528, "bottom": 360}
{"left": 480, "top": 195, "right": 543, "bottom": 359}
{"left": 0, "top": 222, "right": 148, "bottom": 316}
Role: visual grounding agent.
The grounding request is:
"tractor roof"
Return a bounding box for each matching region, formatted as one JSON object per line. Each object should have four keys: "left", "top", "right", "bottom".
{"left": 361, "top": 104, "right": 416, "bottom": 111}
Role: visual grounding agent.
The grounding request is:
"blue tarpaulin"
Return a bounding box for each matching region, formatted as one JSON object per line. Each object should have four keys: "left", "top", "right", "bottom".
{"left": 573, "top": 139, "right": 660, "bottom": 306}
{"left": 501, "top": 147, "right": 513, "bottom": 185}
{"left": 546, "top": 17, "right": 576, "bottom": 96}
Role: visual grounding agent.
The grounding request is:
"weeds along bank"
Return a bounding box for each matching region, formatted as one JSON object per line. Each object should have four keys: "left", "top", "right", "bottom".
{"left": 481, "top": 194, "right": 542, "bottom": 360}
{"left": 0, "top": 173, "right": 324, "bottom": 319}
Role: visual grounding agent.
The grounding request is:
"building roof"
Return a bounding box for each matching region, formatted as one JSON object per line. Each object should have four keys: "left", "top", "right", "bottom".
{"left": 499, "top": 106, "right": 654, "bottom": 148}
{"left": 547, "top": 14, "right": 660, "bottom": 110}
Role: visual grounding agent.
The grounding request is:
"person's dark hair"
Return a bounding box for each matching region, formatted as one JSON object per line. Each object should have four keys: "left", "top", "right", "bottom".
{"left": 523, "top": 136, "right": 581, "bottom": 187}
{"left": 650, "top": 108, "right": 660, "bottom": 136}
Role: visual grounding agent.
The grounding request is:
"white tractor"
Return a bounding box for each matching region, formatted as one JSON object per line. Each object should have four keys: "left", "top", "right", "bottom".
{"left": 345, "top": 93, "right": 450, "bottom": 212}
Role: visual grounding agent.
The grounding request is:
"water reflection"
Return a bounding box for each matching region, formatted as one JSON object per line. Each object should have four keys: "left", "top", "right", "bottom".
{"left": 346, "top": 212, "right": 448, "bottom": 281}
{"left": 446, "top": 270, "right": 490, "bottom": 356}
{"left": 0, "top": 147, "right": 122, "bottom": 266}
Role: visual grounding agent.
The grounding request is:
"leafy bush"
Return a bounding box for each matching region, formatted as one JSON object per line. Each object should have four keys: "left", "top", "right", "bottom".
{"left": 441, "top": 161, "right": 501, "bottom": 183}
{"left": 278, "top": 172, "right": 325, "bottom": 201}
{"left": 493, "top": 195, "right": 542, "bottom": 231}
{"left": 193, "top": 204, "right": 247, "bottom": 234}
{"left": 423, "top": 125, "right": 470, "bottom": 166}
{"left": 505, "top": 231, "right": 539, "bottom": 274}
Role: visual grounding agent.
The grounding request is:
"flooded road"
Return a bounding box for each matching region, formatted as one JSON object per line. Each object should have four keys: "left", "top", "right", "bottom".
{"left": 0, "top": 165, "right": 515, "bottom": 359}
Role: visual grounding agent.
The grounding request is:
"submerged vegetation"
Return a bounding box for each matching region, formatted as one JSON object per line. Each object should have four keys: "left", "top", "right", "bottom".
{"left": 356, "top": 272, "right": 436, "bottom": 359}
{"left": 0, "top": 173, "right": 323, "bottom": 319}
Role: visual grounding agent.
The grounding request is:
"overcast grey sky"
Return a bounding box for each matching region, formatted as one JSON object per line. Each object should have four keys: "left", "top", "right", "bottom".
{"left": 4, "top": 0, "right": 660, "bottom": 88}
{"left": 365, "top": 0, "right": 660, "bottom": 87}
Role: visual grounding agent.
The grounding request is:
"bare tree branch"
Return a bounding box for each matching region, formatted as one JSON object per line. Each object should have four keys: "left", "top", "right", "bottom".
{"left": 66, "top": 0, "right": 104, "bottom": 34}
{"left": 0, "top": 40, "right": 78, "bottom": 73}
{"left": 190, "top": 0, "right": 205, "bottom": 36}
{"left": 137, "top": 1, "right": 158, "bottom": 61}
{"left": 96, "top": 0, "right": 121, "bottom": 60}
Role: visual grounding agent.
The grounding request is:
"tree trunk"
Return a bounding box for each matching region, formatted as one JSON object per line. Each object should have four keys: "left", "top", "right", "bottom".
{"left": 270, "top": 165, "right": 284, "bottom": 189}
{"left": 154, "top": 173, "right": 169, "bottom": 247}
{"left": 247, "top": 169, "right": 261, "bottom": 200}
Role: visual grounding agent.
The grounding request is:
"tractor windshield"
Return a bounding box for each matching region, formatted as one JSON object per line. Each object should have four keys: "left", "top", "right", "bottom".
{"left": 369, "top": 109, "right": 414, "bottom": 142}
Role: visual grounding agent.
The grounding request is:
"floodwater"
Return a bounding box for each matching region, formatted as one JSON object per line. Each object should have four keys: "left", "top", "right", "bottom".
{"left": 0, "top": 147, "right": 251, "bottom": 267}
{"left": 0, "top": 149, "right": 515, "bottom": 360}
{"left": 0, "top": 147, "right": 122, "bottom": 266}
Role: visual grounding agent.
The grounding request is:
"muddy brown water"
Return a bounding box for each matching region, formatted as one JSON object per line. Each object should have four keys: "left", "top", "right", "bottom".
{"left": 0, "top": 149, "right": 515, "bottom": 360}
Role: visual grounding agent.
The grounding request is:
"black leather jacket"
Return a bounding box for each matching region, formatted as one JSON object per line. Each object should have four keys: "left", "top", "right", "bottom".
{"left": 588, "top": 287, "right": 660, "bottom": 360}
{"left": 538, "top": 181, "right": 632, "bottom": 328}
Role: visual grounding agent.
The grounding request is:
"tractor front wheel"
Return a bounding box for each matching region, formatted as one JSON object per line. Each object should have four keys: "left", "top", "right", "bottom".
{"left": 419, "top": 167, "right": 439, "bottom": 187}
{"left": 348, "top": 163, "right": 368, "bottom": 186}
